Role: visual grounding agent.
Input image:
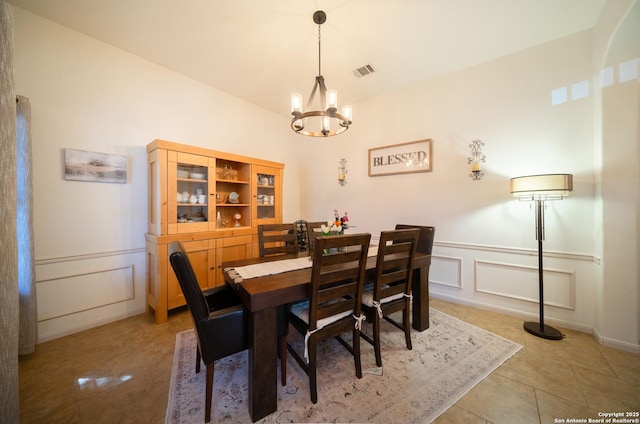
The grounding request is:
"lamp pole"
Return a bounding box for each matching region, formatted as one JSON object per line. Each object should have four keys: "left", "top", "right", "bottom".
{"left": 523, "top": 198, "right": 563, "bottom": 340}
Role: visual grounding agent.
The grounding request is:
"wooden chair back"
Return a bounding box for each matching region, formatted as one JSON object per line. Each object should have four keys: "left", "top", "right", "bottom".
{"left": 373, "top": 229, "right": 420, "bottom": 302}
{"left": 258, "top": 223, "right": 299, "bottom": 257}
{"left": 395, "top": 224, "right": 435, "bottom": 254}
{"left": 305, "top": 221, "right": 326, "bottom": 252}
{"left": 308, "top": 233, "right": 371, "bottom": 331}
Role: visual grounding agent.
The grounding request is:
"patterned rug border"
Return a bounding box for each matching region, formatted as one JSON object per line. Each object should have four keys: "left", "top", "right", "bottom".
{"left": 166, "top": 308, "right": 522, "bottom": 423}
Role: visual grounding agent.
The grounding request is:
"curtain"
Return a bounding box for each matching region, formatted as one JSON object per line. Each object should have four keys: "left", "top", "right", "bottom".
{"left": 17, "top": 95, "right": 37, "bottom": 356}
{"left": 0, "top": 0, "right": 20, "bottom": 422}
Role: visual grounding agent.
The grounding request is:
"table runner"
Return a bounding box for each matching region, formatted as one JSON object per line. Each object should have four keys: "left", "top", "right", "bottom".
{"left": 227, "top": 246, "right": 379, "bottom": 281}
{"left": 231, "top": 256, "right": 313, "bottom": 280}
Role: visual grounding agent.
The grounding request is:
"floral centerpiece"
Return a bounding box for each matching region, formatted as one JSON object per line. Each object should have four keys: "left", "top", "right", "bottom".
{"left": 321, "top": 210, "right": 349, "bottom": 235}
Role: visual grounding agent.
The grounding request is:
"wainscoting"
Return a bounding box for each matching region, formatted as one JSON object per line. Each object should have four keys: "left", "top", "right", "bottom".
{"left": 32, "top": 240, "right": 602, "bottom": 346}
{"left": 35, "top": 248, "right": 147, "bottom": 342}
{"left": 429, "top": 241, "right": 599, "bottom": 337}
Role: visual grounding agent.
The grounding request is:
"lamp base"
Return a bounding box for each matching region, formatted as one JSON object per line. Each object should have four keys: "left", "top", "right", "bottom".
{"left": 523, "top": 322, "right": 563, "bottom": 340}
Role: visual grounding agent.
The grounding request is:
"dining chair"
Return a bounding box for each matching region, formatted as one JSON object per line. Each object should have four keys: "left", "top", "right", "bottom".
{"left": 395, "top": 224, "right": 435, "bottom": 254}
{"left": 361, "top": 228, "right": 420, "bottom": 367}
{"left": 304, "top": 221, "right": 326, "bottom": 252}
{"left": 286, "top": 233, "right": 371, "bottom": 403}
{"left": 169, "top": 241, "right": 248, "bottom": 423}
{"left": 257, "top": 223, "right": 299, "bottom": 386}
{"left": 258, "top": 223, "right": 299, "bottom": 256}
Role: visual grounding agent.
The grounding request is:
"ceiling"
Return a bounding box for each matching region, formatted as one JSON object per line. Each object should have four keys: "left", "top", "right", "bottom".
{"left": 9, "top": 0, "right": 608, "bottom": 117}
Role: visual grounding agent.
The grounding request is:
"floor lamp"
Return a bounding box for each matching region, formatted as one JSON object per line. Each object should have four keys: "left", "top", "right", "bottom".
{"left": 510, "top": 174, "right": 573, "bottom": 340}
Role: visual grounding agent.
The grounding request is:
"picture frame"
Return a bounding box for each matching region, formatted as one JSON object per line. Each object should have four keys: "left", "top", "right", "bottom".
{"left": 368, "top": 138, "right": 432, "bottom": 177}
{"left": 64, "top": 148, "right": 127, "bottom": 183}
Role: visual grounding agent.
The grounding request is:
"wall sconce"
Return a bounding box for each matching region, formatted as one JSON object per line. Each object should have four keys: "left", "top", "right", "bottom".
{"left": 468, "top": 139, "right": 486, "bottom": 180}
{"left": 338, "top": 158, "right": 347, "bottom": 186}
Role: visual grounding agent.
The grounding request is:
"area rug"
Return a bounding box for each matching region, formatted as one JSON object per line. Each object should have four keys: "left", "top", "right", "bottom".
{"left": 165, "top": 308, "right": 522, "bottom": 423}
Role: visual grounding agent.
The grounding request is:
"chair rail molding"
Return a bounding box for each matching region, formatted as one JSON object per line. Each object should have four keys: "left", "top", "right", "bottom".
{"left": 35, "top": 247, "right": 146, "bottom": 265}
{"left": 434, "top": 240, "right": 599, "bottom": 264}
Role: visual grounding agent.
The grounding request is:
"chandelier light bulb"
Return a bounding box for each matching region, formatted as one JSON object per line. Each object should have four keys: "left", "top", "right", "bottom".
{"left": 341, "top": 105, "right": 352, "bottom": 125}
{"left": 291, "top": 93, "right": 302, "bottom": 113}
{"left": 322, "top": 116, "right": 330, "bottom": 134}
{"left": 327, "top": 89, "right": 338, "bottom": 110}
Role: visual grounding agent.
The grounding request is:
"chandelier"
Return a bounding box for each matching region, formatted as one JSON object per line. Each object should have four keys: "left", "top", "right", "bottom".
{"left": 291, "top": 10, "right": 352, "bottom": 137}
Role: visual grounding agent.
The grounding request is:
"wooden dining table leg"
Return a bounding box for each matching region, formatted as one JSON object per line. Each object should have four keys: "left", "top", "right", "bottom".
{"left": 411, "top": 264, "right": 430, "bottom": 331}
{"left": 248, "top": 307, "right": 278, "bottom": 422}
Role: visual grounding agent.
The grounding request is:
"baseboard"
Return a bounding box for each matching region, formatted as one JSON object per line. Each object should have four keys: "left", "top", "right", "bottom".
{"left": 431, "top": 293, "right": 640, "bottom": 354}
{"left": 36, "top": 306, "right": 147, "bottom": 344}
{"left": 592, "top": 326, "right": 640, "bottom": 354}
{"left": 430, "top": 293, "right": 593, "bottom": 335}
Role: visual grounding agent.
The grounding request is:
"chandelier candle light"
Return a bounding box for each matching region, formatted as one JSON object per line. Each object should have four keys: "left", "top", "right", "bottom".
{"left": 510, "top": 173, "right": 573, "bottom": 340}
{"left": 291, "top": 11, "right": 352, "bottom": 137}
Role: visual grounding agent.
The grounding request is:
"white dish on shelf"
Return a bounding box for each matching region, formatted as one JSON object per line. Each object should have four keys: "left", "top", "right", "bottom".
{"left": 177, "top": 169, "right": 189, "bottom": 178}
{"left": 189, "top": 172, "right": 206, "bottom": 180}
{"left": 228, "top": 192, "right": 239, "bottom": 203}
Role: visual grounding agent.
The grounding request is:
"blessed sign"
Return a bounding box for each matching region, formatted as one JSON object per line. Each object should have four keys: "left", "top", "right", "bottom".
{"left": 368, "top": 139, "right": 432, "bottom": 177}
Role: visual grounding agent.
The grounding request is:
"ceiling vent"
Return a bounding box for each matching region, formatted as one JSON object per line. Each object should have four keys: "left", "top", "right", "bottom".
{"left": 354, "top": 64, "right": 375, "bottom": 78}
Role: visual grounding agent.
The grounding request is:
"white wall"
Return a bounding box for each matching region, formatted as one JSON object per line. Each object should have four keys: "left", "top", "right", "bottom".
{"left": 302, "top": 28, "right": 600, "bottom": 331}
{"left": 300, "top": 4, "right": 638, "bottom": 351}
{"left": 598, "top": 1, "right": 640, "bottom": 350}
{"left": 13, "top": 2, "right": 639, "bottom": 351}
{"left": 13, "top": 7, "right": 303, "bottom": 341}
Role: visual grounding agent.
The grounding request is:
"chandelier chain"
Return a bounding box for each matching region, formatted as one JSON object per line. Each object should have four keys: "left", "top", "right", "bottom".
{"left": 317, "top": 23, "right": 322, "bottom": 77}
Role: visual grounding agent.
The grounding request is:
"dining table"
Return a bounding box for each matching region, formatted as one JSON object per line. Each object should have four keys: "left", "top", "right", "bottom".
{"left": 222, "top": 248, "right": 432, "bottom": 422}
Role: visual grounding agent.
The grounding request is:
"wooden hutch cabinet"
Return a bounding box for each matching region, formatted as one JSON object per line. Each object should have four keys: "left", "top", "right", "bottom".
{"left": 145, "top": 139, "right": 283, "bottom": 323}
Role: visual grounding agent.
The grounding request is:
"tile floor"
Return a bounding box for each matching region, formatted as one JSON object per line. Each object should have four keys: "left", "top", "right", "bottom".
{"left": 19, "top": 298, "right": 640, "bottom": 423}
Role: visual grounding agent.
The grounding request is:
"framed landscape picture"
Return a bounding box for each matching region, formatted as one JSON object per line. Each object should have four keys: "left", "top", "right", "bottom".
{"left": 368, "top": 139, "right": 432, "bottom": 177}
{"left": 64, "top": 149, "right": 127, "bottom": 183}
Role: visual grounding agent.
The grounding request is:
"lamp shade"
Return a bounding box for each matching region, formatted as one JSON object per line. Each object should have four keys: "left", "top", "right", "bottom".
{"left": 510, "top": 174, "right": 573, "bottom": 198}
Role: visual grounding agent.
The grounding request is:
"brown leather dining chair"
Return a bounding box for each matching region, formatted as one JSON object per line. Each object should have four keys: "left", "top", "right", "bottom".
{"left": 169, "top": 241, "right": 248, "bottom": 423}
{"left": 258, "top": 223, "right": 299, "bottom": 256}
{"left": 286, "top": 233, "right": 371, "bottom": 404}
{"left": 257, "top": 223, "right": 299, "bottom": 386}
{"left": 361, "top": 229, "right": 420, "bottom": 367}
